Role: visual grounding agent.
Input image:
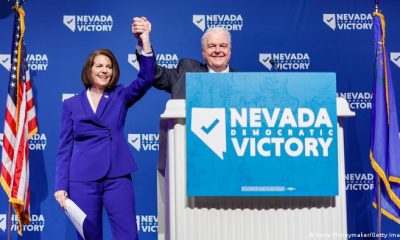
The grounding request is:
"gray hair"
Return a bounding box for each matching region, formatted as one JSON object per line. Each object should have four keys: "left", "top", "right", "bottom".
{"left": 201, "top": 27, "right": 231, "bottom": 48}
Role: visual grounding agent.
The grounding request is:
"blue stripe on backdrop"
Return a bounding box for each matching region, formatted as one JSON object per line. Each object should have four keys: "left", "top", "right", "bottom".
{"left": 1, "top": 0, "right": 400, "bottom": 239}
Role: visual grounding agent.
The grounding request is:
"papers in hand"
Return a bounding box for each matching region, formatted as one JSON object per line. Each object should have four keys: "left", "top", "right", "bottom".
{"left": 65, "top": 198, "right": 87, "bottom": 240}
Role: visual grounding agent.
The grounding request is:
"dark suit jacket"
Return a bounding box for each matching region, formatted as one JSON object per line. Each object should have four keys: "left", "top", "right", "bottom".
{"left": 153, "top": 58, "right": 237, "bottom": 99}
{"left": 153, "top": 59, "right": 236, "bottom": 175}
{"left": 55, "top": 55, "right": 155, "bottom": 192}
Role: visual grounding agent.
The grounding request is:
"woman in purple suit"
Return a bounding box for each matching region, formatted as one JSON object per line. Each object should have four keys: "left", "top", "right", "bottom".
{"left": 54, "top": 17, "right": 153, "bottom": 240}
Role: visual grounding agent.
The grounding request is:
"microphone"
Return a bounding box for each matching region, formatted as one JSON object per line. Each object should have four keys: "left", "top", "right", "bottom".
{"left": 269, "top": 59, "right": 279, "bottom": 70}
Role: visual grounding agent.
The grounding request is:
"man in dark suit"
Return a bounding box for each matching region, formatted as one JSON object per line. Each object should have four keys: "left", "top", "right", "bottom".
{"left": 133, "top": 18, "right": 238, "bottom": 174}
{"left": 133, "top": 18, "right": 236, "bottom": 99}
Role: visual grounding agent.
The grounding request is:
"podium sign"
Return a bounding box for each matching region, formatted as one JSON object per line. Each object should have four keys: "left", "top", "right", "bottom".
{"left": 186, "top": 73, "right": 338, "bottom": 196}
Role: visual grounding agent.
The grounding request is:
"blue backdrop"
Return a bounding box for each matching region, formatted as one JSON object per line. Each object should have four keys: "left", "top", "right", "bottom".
{"left": 1, "top": 0, "right": 400, "bottom": 239}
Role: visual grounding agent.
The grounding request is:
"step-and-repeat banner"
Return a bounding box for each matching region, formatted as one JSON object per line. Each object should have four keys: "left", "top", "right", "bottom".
{"left": 1, "top": 0, "right": 400, "bottom": 239}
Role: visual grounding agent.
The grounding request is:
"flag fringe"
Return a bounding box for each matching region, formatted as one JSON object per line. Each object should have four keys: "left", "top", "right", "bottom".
{"left": 373, "top": 202, "right": 400, "bottom": 224}
{"left": 371, "top": 152, "right": 400, "bottom": 209}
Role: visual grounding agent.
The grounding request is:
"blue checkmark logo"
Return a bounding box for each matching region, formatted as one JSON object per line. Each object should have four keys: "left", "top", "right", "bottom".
{"left": 201, "top": 118, "right": 220, "bottom": 134}
{"left": 323, "top": 14, "right": 336, "bottom": 30}
{"left": 128, "top": 54, "right": 140, "bottom": 70}
{"left": 193, "top": 15, "right": 206, "bottom": 31}
{"left": 131, "top": 136, "right": 139, "bottom": 143}
{"left": 391, "top": 53, "right": 400, "bottom": 68}
{"left": 259, "top": 54, "right": 273, "bottom": 70}
{"left": 0, "top": 214, "right": 6, "bottom": 231}
{"left": 63, "top": 15, "right": 76, "bottom": 32}
{"left": 0, "top": 55, "right": 11, "bottom": 71}
{"left": 191, "top": 108, "right": 227, "bottom": 160}
{"left": 128, "top": 134, "right": 141, "bottom": 151}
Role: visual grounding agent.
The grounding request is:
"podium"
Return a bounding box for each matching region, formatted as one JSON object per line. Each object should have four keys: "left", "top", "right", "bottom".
{"left": 157, "top": 97, "right": 354, "bottom": 240}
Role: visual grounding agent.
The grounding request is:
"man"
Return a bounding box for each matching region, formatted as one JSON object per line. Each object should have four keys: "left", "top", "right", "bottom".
{"left": 132, "top": 18, "right": 237, "bottom": 174}
{"left": 133, "top": 18, "right": 237, "bottom": 99}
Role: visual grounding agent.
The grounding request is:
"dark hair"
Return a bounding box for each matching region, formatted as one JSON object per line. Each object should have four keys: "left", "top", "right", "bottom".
{"left": 81, "top": 49, "right": 120, "bottom": 88}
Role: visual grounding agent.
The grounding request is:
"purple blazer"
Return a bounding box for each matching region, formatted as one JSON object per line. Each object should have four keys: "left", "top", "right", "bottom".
{"left": 55, "top": 55, "right": 155, "bottom": 192}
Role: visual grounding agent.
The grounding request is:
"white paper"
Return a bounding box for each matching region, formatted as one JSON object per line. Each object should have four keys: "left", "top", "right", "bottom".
{"left": 65, "top": 198, "right": 87, "bottom": 240}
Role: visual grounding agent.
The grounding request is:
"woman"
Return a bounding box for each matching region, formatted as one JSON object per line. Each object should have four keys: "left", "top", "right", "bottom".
{"left": 54, "top": 17, "right": 153, "bottom": 240}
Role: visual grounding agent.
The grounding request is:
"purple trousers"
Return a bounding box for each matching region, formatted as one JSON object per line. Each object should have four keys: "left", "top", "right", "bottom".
{"left": 69, "top": 175, "right": 138, "bottom": 240}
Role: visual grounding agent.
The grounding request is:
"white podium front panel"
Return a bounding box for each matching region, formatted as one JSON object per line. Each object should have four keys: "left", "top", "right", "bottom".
{"left": 157, "top": 98, "right": 354, "bottom": 240}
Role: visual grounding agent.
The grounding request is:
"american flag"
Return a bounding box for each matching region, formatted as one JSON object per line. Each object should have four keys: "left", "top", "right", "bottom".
{"left": 0, "top": 5, "right": 38, "bottom": 236}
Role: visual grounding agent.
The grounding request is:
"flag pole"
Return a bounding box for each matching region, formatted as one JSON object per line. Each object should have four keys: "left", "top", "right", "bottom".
{"left": 8, "top": 8, "right": 16, "bottom": 237}
{"left": 6, "top": 1, "right": 21, "bottom": 238}
{"left": 374, "top": 2, "right": 382, "bottom": 238}
{"left": 5, "top": 2, "right": 26, "bottom": 239}
{"left": 7, "top": 1, "right": 19, "bottom": 238}
{"left": 376, "top": 2, "right": 382, "bottom": 237}
{"left": 377, "top": 177, "right": 382, "bottom": 240}
{"left": 7, "top": 203, "right": 12, "bottom": 240}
